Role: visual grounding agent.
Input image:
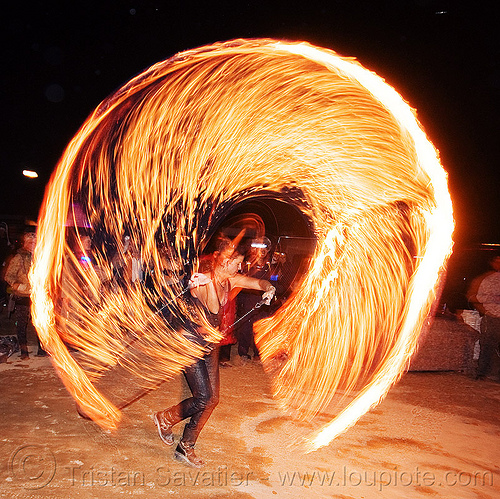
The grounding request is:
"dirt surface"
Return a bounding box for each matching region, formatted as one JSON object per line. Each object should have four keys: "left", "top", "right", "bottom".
{"left": 0, "top": 319, "right": 499, "bottom": 498}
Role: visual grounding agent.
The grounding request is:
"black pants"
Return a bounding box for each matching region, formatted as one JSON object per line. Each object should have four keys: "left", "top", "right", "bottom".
{"left": 14, "top": 302, "right": 30, "bottom": 355}
{"left": 168, "top": 347, "right": 220, "bottom": 445}
{"left": 478, "top": 315, "right": 500, "bottom": 377}
{"left": 237, "top": 316, "right": 257, "bottom": 357}
{"left": 13, "top": 297, "right": 45, "bottom": 356}
{"left": 219, "top": 344, "right": 231, "bottom": 362}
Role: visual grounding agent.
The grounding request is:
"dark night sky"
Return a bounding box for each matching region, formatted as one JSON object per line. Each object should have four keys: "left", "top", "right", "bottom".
{"left": 2, "top": 1, "right": 499, "bottom": 245}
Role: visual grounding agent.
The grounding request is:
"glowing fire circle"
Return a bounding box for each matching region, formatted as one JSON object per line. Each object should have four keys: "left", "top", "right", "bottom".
{"left": 31, "top": 39, "right": 453, "bottom": 451}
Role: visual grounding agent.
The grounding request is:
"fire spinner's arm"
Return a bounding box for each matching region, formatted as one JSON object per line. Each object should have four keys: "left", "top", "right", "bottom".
{"left": 230, "top": 275, "right": 276, "bottom": 304}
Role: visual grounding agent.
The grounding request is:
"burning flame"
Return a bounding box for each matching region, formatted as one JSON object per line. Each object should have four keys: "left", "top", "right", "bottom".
{"left": 30, "top": 39, "right": 453, "bottom": 448}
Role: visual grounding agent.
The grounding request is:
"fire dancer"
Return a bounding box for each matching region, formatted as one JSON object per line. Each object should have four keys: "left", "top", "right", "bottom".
{"left": 154, "top": 237, "right": 275, "bottom": 467}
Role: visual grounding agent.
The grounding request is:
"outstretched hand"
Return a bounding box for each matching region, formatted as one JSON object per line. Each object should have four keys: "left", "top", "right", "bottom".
{"left": 188, "top": 272, "right": 212, "bottom": 289}
{"left": 261, "top": 286, "right": 276, "bottom": 305}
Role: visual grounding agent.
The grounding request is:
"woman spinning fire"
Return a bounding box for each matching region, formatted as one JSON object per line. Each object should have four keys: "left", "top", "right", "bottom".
{"left": 154, "top": 236, "right": 275, "bottom": 467}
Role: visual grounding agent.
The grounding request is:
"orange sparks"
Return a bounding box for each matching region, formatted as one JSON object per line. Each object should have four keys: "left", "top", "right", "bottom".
{"left": 30, "top": 39, "right": 453, "bottom": 448}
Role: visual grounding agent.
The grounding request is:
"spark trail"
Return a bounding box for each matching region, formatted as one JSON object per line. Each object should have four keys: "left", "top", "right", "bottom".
{"left": 30, "top": 39, "right": 453, "bottom": 448}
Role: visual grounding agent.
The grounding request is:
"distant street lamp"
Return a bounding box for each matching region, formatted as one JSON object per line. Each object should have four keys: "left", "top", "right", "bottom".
{"left": 23, "top": 170, "right": 38, "bottom": 178}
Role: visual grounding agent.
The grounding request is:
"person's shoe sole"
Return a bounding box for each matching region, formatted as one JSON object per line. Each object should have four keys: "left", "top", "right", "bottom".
{"left": 154, "top": 412, "right": 174, "bottom": 445}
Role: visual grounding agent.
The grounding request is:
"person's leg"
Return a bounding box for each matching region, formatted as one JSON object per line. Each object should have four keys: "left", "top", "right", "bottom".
{"left": 32, "top": 299, "right": 47, "bottom": 356}
{"left": 483, "top": 316, "right": 500, "bottom": 378}
{"left": 36, "top": 336, "right": 47, "bottom": 356}
{"left": 154, "top": 354, "right": 212, "bottom": 446}
{"left": 477, "top": 315, "right": 500, "bottom": 378}
{"left": 219, "top": 344, "right": 232, "bottom": 365}
{"left": 251, "top": 308, "right": 271, "bottom": 359}
{"left": 14, "top": 303, "right": 30, "bottom": 358}
{"left": 237, "top": 318, "right": 253, "bottom": 358}
{"left": 181, "top": 347, "right": 220, "bottom": 443}
{"left": 176, "top": 347, "right": 220, "bottom": 467}
{"left": 249, "top": 324, "right": 259, "bottom": 359}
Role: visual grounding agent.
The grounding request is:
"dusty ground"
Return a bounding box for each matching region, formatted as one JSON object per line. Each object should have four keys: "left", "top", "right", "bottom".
{"left": 0, "top": 317, "right": 499, "bottom": 499}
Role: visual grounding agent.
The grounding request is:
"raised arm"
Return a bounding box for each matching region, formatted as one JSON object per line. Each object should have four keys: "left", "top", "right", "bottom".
{"left": 230, "top": 274, "right": 276, "bottom": 304}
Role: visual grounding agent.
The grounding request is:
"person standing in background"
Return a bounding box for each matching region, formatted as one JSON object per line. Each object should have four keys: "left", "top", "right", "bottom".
{"left": 236, "top": 237, "right": 273, "bottom": 362}
{"left": 475, "top": 254, "right": 500, "bottom": 381}
{"left": 4, "top": 225, "right": 46, "bottom": 358}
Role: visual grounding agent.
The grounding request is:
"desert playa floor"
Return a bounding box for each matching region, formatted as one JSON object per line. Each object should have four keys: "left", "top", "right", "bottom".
{"left": 0, "top": 345, "right": 499, "bottom": 499}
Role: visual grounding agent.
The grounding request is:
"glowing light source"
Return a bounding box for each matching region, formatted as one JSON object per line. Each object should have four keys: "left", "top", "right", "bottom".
{"left": 30, "top": 39, "right": 453, "bottom": 448}
{"left": 23, "top": 170, "right": 38, "bottom": 178}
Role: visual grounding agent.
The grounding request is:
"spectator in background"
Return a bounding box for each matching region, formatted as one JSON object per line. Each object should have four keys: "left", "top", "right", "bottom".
{"left": 0, "top": 222, "right": 14, "bottom": 305}
{"left": 4, "top": 225, "right": 46, "bottom": 358}
{"left": 467, "top": 254, "right": 500, "bottom": 316}
{"left": 474, "top": 254, "right": 500, "bottom": 381}
{"left": 236, "top": 237, "right": 273, "bottom": 362}
{"left": 59, "top": 228, "right": 103, "bottom": 331}
{"left": 112, "top": 234, "right": 144, "bottom": 287}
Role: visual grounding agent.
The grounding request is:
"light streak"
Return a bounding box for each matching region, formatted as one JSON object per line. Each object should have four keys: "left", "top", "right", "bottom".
{"left": 23, "top": 170, "right": 38, "bottom": 178}
{"left": 30, "top": 39, "right": 453, "bottom": 447}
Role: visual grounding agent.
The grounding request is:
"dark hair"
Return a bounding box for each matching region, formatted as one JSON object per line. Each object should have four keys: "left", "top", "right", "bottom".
{"left": 211, "top": 236, "right": 245, "bottom": 268}
{"left": 213, "top": 236, "right": 241, "bottom": 256}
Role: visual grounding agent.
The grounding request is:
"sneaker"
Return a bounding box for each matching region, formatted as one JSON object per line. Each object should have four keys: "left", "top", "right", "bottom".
{"left": 154, "top": 411, "right": 175, "bottom": 445}
{"left": 174, "top": 440, "right": 204, "bottom": 468}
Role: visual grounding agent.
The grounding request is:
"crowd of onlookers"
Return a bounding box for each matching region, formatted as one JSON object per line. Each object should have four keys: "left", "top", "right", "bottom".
{"left": 0, "top": 220, "right": 294, "bottom": 365}
{"left": 2, "top": 217, "right": 498, "bottom": 383}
